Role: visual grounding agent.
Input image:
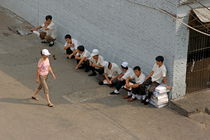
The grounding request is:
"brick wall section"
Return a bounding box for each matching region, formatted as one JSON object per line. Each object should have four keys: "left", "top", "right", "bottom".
{"left": 1, "top": 0, "right": 190, "bottom": 99}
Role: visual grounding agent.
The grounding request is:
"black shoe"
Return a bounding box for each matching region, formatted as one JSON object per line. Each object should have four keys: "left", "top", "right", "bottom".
{"left": 41, "top": 40, "right": 48, "bottom": 43}
{"left": 85, "top": 69, "right": 90, "bottom": 72}
{"left": 141, "top": 99, "right": 145, "bottom": 103}
{"left": 98, "top": 81, "right": 104, "bottom": 85}
{"left": 49, "top": 42, "right": 54, "bottom": 47}
{"left": 144, "top": 99, "right": 150, "bottom": 105}
{"left": 88, "top": 72, "right": 97, "bottom": 76}
{"left": 78, "top": 66, "right": 84, "bottom": 69}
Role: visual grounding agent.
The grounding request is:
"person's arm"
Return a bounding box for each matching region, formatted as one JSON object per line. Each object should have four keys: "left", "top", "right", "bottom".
{"left": 68, "top": 50, "right": 77, "bottom": 59}
{"left": 131, "top": 83, "right": 141, "bottom": 88}
{"left": 49, "top": 66, "right": 56, "bottom": 79}
{"left": 36, "top": 68, "right": 40, "bottom": 83}
{"left": 93, "top": 64, "right": 104, "bottom": 69}
{"left": 104, "top": 73, "right": 111, "bottom": 84}
{"left": 162, "top": 77, "right": 167, "bottom": 84}
{"left": 125, "top": 78, "right": 131, "bottom": 88}
{"left": 64, "top": 43, "right": 71, "bottom": 50}
{"left": 75, "top": 57, "right": 86, "bottom": 69}
{"left": 75, "top": 55, "right": 81, "bottom": 60}
{"left": 31, "top": 25, "right": 42, "bottom": 31}
{"left": 145, "top": 71, "right": 154, "bottom": 81}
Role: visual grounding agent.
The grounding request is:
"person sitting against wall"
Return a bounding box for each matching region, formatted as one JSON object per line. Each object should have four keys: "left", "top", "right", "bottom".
{"left": 123, "top": 66, "right": 145, "bottom": 102}
{"left": 110, "top": 62, "right": 134, "bottom": 95}
{"left": 140, "top": 56, "right": 167, "bottom": 105}
{"left": 74, "top": 45, "right": 90, "bottom": 70}
{"left": 98, "top": 61, "right": 122, "bottom": 86}
{"left": 84, "top": 49, "right": 105, "bottom": 76}
{"left": 31, "top": 15, "right": 56, "bottom": 47}
{"left": 63, "top": 34, "right": 79, "bottom": 59}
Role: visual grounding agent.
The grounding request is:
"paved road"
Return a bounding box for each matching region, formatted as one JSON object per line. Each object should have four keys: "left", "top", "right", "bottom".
{"left": 0, "top": 6, "right": 210, "bottom": 140}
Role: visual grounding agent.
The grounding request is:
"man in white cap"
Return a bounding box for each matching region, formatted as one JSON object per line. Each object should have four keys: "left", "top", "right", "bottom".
{"left": 98, "top": 62, "right": 122, "bottom": 86}
{"left": 110, "top": 62, "right": 134, "bottom": 95}
{"left": 86, "top": 49, "right": 105, "bottom": 76}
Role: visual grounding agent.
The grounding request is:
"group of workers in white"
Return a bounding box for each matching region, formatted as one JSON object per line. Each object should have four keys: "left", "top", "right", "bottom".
{"left": 32, "top": 15, "right": 170, "bottom": 106}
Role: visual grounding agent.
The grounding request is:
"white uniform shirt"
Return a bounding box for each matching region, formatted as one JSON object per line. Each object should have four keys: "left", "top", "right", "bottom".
{"left": 121, "top": 68, "right": 134, "bottom": 80}
{"left": 76, "top": 49, "right": 90, "bottom": 58}
{"left": 64, "top": 39, "right": 79, "bottom": 51}
{"left": 42, "top": 22, "right": 56, "bottom": 39}
{"left": 104, "top": 63, "right": 122, "bottom": 78}
{"left": 89, "top": 55, "right": 105, "bottom": 67}
{"left": 151, "top": 63, "right": 167, "bottom": 83}
{"left": 130, "top": 73, "right": 145, "bottom": 84}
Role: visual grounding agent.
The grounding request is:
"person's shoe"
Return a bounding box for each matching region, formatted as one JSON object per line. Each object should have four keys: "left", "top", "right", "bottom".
{"left": 31, "top": 96, "right": 39, "bottom": 101}
{"left": 98, "top": 81, "right": 104, "bottom": 85}
{"left": 128, "top": 98, "right": 137, "bottom": 102}
{"left": 144, "top": 98, "right": 150, "bottom": 105}
{"left": 49, "top": 41, "right": 54, "bottom": 47}
{"left": 47, "top": 103, "right": 54, "bottom": 107}
{"left": 123, "top": 95, "right": 131, "bottom": 99}
{"left": 78, "top": 66, "right": 84, "bottom": 69}
{"left": 88, "top": 72, "right": 97, "bottom": 76}
{"left": 85, "top": 69, "right": 89, "bottom": 72}
{"left": 41, "top": 40, "right": 48, "bottom": 43}
{"left": 141, "top": 99, "right": 146, "bottom": 103}
{"left": 110, "top": 90, "right": 119, "bottom": 95}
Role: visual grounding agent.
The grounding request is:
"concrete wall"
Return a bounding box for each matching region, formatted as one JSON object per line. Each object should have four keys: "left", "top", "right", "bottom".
{"left": 1, "top": 0, "right": 187, "bottom": 99}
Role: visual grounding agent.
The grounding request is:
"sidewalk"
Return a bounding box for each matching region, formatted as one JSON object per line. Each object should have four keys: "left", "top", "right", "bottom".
{"left": 170, "top": 89, "right": 210, "bottom": 117}
{"left": 0, "top": 6, "right": 210, "bottom": 140}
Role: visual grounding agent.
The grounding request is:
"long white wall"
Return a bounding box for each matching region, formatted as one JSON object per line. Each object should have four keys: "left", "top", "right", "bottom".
{"left": 1, "top": 0, "right": 188, "bottom": 99}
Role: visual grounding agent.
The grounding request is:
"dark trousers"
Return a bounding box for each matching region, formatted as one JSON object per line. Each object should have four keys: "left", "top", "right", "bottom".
{"left": 66, "top": 48, "right": 73, "bottom": 55}
{"left": 141, "top": 78, "right": 159, "bottom": 99}
{"left": 115, "top": 80, "right": 126, "bottom": 91}
{"left": 83, "top": 60, "right": 104, "bottom": 75}
{"left": 132, "top": 86, "right": 145, "bottom": 95}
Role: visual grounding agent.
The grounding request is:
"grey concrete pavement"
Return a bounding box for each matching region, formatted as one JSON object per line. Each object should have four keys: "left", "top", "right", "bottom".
{"left": 0, "top": 6, "right": 210, "bottom": 140}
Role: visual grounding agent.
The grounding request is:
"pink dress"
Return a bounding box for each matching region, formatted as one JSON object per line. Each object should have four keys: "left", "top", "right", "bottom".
{"left": 38, "top": 58, "right": 50, "bottom": 76}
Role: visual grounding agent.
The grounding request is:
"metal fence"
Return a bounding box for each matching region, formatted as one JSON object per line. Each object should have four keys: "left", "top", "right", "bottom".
{"left": 186, "top": 30, "right": 210, "bottom": 93}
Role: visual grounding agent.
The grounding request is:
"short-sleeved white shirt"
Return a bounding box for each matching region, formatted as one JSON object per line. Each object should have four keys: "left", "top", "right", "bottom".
{"left": 89, "top": 55, "right": 105, "bottom": 67}
{"left": 104, "top": 63, "right": 122, "bottom": 78}
{"left": 42, "top": 22, "right": 56, "bottom": 39}
{"left": 151, "top": 63, "right": 167, "bottom": 83}
{"left": 130, "top": 73, "right": 145, "bottom": 84}
{"left": 64, "top": 39, "right": 79, "bottom": 51}
{"left": 76, "top": 49, "right": 90, "bottom": 58}
{"left": 121, "top": 68, "right": 134, "bottom": 80}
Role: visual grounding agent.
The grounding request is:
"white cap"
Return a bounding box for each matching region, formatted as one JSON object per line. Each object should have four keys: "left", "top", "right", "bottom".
{"left": 41, "top": 49, "right": 51, "bottom": 56}
{"left": 91, "top": 49, "right": 99, "bottom": 57}
{"left": 121, "top": 62, "right": 128, "bottom": 68}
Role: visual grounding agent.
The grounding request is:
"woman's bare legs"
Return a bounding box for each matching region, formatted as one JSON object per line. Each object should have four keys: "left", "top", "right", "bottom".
{"left": 45, "top": 93, "right": 53, "bottom": 107}
{"left": 32, "top": 85, "right": 42, "bottom": 101}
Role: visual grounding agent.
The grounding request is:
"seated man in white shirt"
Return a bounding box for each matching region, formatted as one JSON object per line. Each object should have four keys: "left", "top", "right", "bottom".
{"left": 64, "top": 34, "right": 79, "bottom": 59}
{"left": 123, "top": 66, "right": 145, "bottom": 102}
{"left": 31, "top": 15, "right": 56, "bottom": 47}
{"left": 141, "top": 56, "right": 167, "bottom": 105}
{"left": 110, "top": 62, "right": 134, "bottom": 95}
{"left": 75, "top": 45, "right": 90, "bottom": 70}
{"left": 86, "top": 49, "right": 105, "bottom": 76}
{"left": 98, "top": 62, "right": 122, "bottom": 86}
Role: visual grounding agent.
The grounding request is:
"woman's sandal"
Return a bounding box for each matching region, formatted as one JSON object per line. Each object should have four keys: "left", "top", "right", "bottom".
{"left": 32, "top": 96, "right": 39, "bottom": 101}
{"left": 47, "top": 104, "right": 54, "bottom": 107}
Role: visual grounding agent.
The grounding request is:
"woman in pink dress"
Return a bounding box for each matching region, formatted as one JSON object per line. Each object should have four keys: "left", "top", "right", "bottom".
{"left": 32, "top": 49, "right": 56, "bottom": 107}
